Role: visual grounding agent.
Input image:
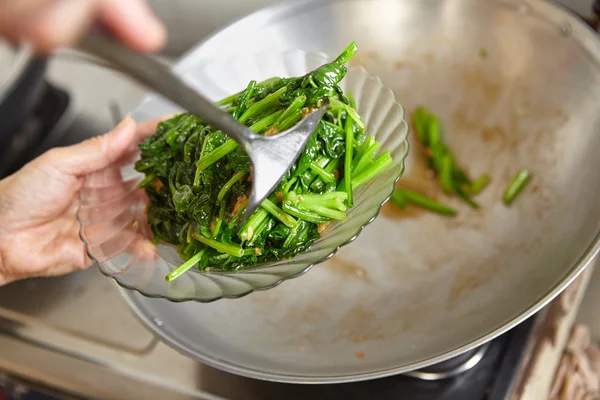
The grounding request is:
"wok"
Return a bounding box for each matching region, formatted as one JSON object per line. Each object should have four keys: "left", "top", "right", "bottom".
{"left": 121, "top": 0, "right": 600, "bottom": 383}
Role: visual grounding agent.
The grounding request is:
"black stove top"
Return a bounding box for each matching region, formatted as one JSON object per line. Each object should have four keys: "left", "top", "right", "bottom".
{"left": 0, "top": 82, "right": 73, "bottom": 179}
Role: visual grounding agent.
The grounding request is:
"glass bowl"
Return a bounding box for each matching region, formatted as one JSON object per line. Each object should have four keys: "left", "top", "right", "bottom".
{"left": 77, "top": 49, "right": 410, "bottom": 302}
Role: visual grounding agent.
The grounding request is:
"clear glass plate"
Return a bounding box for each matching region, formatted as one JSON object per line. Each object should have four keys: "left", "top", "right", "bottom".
{"left": 77, "top": 49, "right": 409, "bottom": 302}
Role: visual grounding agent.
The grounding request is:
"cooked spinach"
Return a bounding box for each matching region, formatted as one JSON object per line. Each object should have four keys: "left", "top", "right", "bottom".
{"left": 135, "top": 42, "right": 393, "bottom": 280}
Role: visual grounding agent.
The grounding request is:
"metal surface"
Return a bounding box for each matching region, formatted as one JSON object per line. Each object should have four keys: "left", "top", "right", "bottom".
{"left": 0, "top": 41, "right": 31, "bottom": 97}
{"left": 77, "top": 30, "right": 328, "bottom": 220}
{"left": 403, "top": 343, "right": 490, "bottom": 381}
{"left": 120, "top": 0, "right": 600, "bottom": 383}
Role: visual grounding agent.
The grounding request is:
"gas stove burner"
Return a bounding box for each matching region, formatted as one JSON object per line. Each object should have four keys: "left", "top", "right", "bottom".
{"left": 404, "top": 343, "right": 491, "bottom": 381}
{"left": 0, "top": 82, "right": 73, "bottom": 178}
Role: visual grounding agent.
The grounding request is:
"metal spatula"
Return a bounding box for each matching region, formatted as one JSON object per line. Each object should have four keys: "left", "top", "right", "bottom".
{"left": 77, "top": 30, "right": 327, "bottom": 221}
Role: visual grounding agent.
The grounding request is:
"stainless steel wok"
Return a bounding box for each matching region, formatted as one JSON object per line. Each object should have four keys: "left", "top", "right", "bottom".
{"left": 120, "top": 0, "right": 600, "bottom": 383}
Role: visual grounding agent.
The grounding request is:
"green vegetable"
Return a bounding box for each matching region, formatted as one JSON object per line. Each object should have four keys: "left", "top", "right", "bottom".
{"left": 410, "top": 106, "right": 488, "bottom": 208}
{"left": 343, "top": 116, "right": 354, "bottom": 207}
{"left": 470, "top": 174, "right": 490, "bottom": 194}
{"left": 503, "top": 169, "right": 532, "bottom": 205}
{"left": 135, "top": 42, "right": 392, "bottom": 280}
{"left": 392, "top": 189, "right": 457, "bottom": 216}
{"left": 165, "top": 249, "right": 207, "bottom": 282}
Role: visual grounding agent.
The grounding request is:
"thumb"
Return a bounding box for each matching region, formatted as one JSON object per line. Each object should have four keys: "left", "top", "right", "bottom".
{"left": 53, "top": 117, "right": 137, "bottom": 176}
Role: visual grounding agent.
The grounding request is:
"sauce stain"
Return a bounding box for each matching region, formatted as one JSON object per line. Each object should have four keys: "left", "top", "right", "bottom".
{"left": 480, "top": 124, "right": 507, "bottom": 143}
{"left": 327, "top": 255, "right": 370, "bottom": 282}
{"left": 447, "top": 260, "right": 499, "bottom": 303}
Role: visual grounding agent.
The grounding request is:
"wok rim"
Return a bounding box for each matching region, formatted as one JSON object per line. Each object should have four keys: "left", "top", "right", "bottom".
{"left": 118, "top": 0, "right": 600, "bottom": 383}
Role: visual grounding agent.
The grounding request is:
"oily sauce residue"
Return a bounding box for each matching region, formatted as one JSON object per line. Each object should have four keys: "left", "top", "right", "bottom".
{"left": 327, "top": 255, "right": 370, "bottom": 282}
{"left": 447, "top": 266, "right": 498, "bottom": 303}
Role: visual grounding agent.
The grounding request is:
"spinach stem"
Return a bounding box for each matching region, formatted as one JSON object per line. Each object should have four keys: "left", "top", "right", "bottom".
{"left": 391, "top": 191, "right": 408, "bottom": 209}
{"left": 348, "top": 90, "right": 357, "bottom": 110}
{"left": 344, "top": 118, "right": 354, "bottom": 207}
{"left": 286, "top": 191, "right": 347, "bottom": 220}
{"left": 193, "top": 232, "right": 244, "bottom": 257}
{"left": 276, "top": 95, "right": 306, "bottom": 127}
{"left": 194, "top": 139, "right": 239, "bottom": 186}
{"left": 470, "top": 174, "right": 490, "bottom": 194}
{"left": 282, "top": 203, "right": 329, "bottom": 224}
{"left": 503, "top": 169, "right": 532, "bottom": 205}
{"left": 261, "top": 198, "right": 297, "bottom": 228}
{"left": 330, "top": 98, "right": 364, "bottom": 129}
{"left": 309, "top": 161, "right": 336, "bottom": 183}
{"left": 295, "top": 192, "right": 347, "bottom": 211}
{"left": 283, "top": 177, "right": 297, "bottom": 195}
{"left": 350, "top": 151, "right": 392, "bottom": 189}
{"left": 428, "top": 116, "right": 441, "bottom": 147}
{"left": 249, "top": 109, "right": 284, "bottom": 133}
{"left": 212, "top": 205, "right": 225, "bottom": 238}
{"left": 457, "top": 188, "right": 479, "bottom": 209}
{"left": 277, "top": 109, "right": 303, "bottom": 132}
{"left": 353, "top": 141, "right": 381, "bottom": 176}
{"left": 217, "top": 171, "right": 248, "bottom": 202}
{"left": 352, "top": 136, "right": 374, "bottom": 169}
{"left": 310, "top": 158, "right": 340, "bottom": 192}
{"left": 217, "top": 77, "right": 282, "bottom": 106}
{"left": 393, "top": 189, "right": 457, "bottom": 216}
{"left": 303, "top": 157, "right": 331, "bottom": 188}
{"left": 138, "top": 172, "right": 156, "bottom": 188}
{"left": 232, "top": 80, "right": 257, "bottom": 120}
{"left": 165, "top": 249, "right": 206, "bottom": 282}
{"left": 238, "top": 86, "right": 287, "bottom": 124}
{"left": 238, "top": 208, "right": 269, "bottom": 242}
{"left": 335, "top": 41, "right": 359, "bottom": 65}
{"left": 305, "top": 205, "right": 346, "bottom": 220}
{"left": 440, "top": 154, "right": 454, "bottom": 193}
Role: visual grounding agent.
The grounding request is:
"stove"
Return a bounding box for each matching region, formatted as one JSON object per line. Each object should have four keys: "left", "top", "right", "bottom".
{"left": 0, "top": 82, "right": 74, "bottom": 179}
{"left": 217, "top": 318, "right": 537, "bottom": 400}
{"left": 0, "top": 1, "right": 599, "bottom": 396}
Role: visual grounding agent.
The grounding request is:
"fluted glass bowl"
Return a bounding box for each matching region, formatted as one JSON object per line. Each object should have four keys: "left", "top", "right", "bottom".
{"left": 77, "top": 49, "right": 409, "bottom": 302}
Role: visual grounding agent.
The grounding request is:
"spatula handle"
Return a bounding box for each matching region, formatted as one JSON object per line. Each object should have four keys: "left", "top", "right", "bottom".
{"left": 77, "top": 29, "right": 256, "bottom": 150}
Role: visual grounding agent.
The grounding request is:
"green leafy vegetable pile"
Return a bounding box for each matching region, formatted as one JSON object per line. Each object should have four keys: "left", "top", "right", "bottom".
{"left": 391, "top": 106, "right": 531, "bottom": 215}
{"left": 134, "top": 42, "right": 393, "bottom": 281}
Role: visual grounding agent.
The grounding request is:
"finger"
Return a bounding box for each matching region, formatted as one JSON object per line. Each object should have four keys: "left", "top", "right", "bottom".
{"left": 0, "top": 0, "right": 47, "bottom": 37}
{"left": 98, "top": 0, "right": 166, "bottom": 53}
{"left": 14, "top": 0, "right": 102, "bottom": 54}
{"left": 51, "top": 116, "right": 137, "bottom": 177}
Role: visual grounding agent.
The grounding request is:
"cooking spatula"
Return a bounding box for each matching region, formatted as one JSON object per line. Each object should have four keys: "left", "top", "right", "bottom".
{"left": 77, "top": 30, "right": 327, "bottom": 222}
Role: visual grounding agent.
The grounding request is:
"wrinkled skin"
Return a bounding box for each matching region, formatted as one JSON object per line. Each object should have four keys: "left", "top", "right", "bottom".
{"left": 0, "top": 1, "right": 165, "bottom": 283}
{"left": 0, "top": 117, "right": 161, "bottom": 285}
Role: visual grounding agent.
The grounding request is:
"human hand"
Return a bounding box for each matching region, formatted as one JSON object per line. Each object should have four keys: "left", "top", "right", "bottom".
{"left": 0, "top": 0, "right": 166, "bottom": 53}
{"left": 0, "top": 117, "right": 160, "bottom": 286}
